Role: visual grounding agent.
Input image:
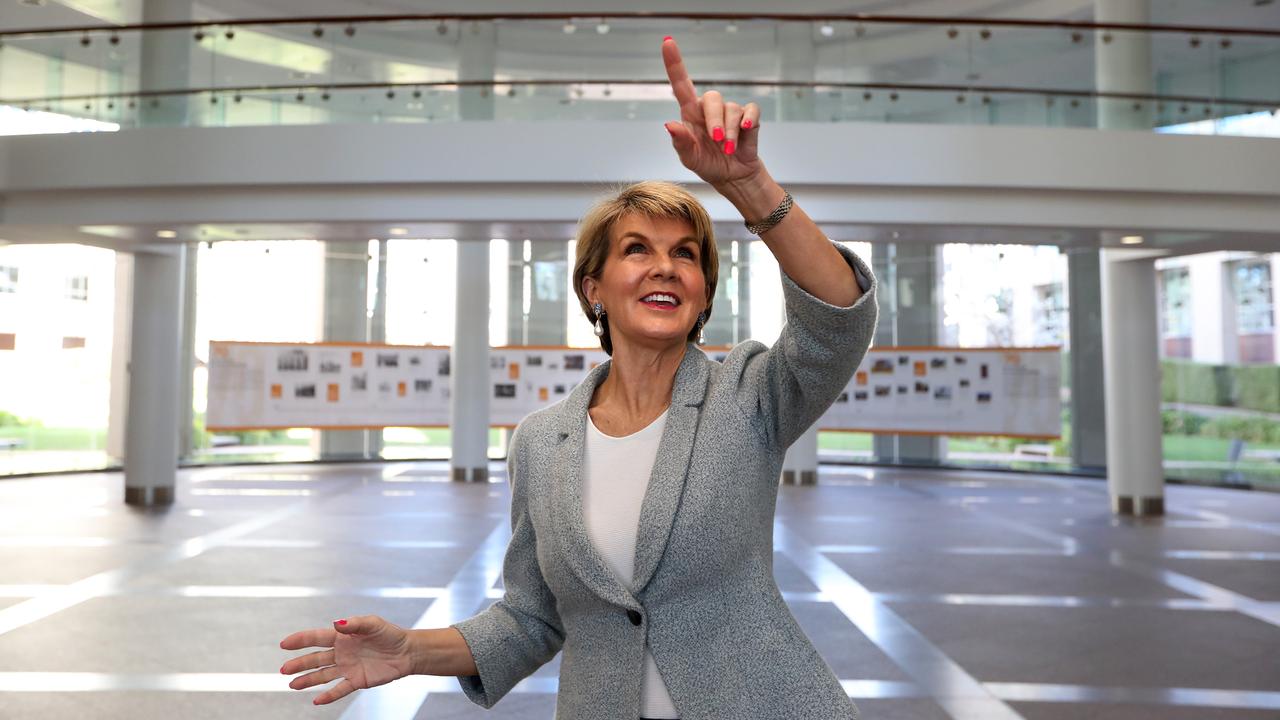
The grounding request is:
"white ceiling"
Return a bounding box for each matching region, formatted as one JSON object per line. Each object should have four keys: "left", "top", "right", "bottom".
{"left": 3, "top": 0, "right": 1278, "bottom": 32}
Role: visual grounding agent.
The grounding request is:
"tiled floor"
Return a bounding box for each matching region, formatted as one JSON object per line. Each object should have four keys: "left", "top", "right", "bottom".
{"left": 0, "top": 462, "right": 1278, "bottom": 719}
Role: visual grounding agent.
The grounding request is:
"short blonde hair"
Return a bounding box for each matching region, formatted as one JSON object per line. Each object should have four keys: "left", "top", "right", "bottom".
{"left": 572, "top": 181, "right": 719, "bottom": 355}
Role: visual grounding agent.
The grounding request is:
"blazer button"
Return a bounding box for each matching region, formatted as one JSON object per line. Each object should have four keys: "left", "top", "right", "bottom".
{"left": 626, "top": 609, "right": 642, "bottom": 626}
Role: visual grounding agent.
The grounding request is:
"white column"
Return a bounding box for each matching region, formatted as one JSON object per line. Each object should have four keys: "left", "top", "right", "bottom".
{"left": 1095, "top": 0, "right": 1163, "bottom": 515}
{"left": 178, "top": 243, "right": 198, "bottom": 459}
{"left": 1101, "top": 249, "right": 1164, "bottom": 515}
{"left": 778, "top": 23, "right": 816, "bottom": 122}
{"left": 1188, "top": 254, "right": 1237, "bottom": 364}
{"left": 366, "top": 239, "right": 388, "bottom": 459}
{"left": 782, "top": 425, "right": 820, "bottom": 486}
{"left": 139, "top": 0, "right": 192, "bottom": 127}
{"left": 124, "top": 245, "right": 186, "bottom": 506}
{"left": 106, "top": 253, "right": 134, "bottom": 463}
{"left": 1271, "top": 254, "right": 1280, "bottom": 363}
{"left": 451, "top": 238, "right": 490, "bottom": 482}
{"left": 1067, "top": 249, "right": 1108, "bottom": 471}
{"left": 317, "top": 241, "right": 369, "bottom": 460}
{"left": 1094, "top": 0, "right": 1153, "bottom": 131}
{"left": 891, "top": 242, "right": 944, "bottom": 464}
{"left": 458, "top": 22, "right": 496, "bottom": 121}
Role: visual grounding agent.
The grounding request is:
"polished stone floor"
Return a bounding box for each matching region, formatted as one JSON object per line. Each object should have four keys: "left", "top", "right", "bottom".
{"left": 0, "top": 462, "right": 1278, "bottom": 719}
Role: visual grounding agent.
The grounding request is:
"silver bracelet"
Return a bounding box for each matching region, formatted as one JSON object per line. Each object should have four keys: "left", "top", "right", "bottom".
{"left": 744, "top": 190, "right": 793, "bottom": 236}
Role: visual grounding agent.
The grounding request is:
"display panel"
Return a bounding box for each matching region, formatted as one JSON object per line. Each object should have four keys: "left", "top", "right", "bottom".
{"left": 208, "top": 341, "right": 1061, "bottom": 438}
{"left": 819, "top": 346, "right": 1062, "bottom": 438}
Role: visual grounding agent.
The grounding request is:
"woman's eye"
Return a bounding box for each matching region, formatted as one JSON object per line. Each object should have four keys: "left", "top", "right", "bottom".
{"left": 626, "top": 244, "right": 644, "bottom": 254}
{"left": 678, "top": 248, "right": 694, "bottom": 258}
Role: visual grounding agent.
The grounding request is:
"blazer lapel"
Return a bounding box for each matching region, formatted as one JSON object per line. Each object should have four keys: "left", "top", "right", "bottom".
{"left": 551, "top": 358, "right": 641, "bottom": 610}
{"left": 549, "top": 344, "right": 710, "bottom": 607}
{"left": 631, "top": 345, "right": 709, "bottom": 594}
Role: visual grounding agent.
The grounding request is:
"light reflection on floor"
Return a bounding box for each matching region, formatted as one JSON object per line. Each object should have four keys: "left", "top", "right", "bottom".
{"left": 0, "top": 461, "right": 1277, "bottom": 720}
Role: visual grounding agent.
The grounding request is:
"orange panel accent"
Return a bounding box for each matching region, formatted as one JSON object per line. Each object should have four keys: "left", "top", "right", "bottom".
{"left": 327, "top": 384, "right": 339, "bottom": 402}
{"left": 270, "top": 384, "right": 282, "bottom": 399}
{"left": 855, "top": 371, "right": 868, "bottom": 386}
{"left": 210, "top": 339, "right": 446, "bottom": 350}
{"left": 397, "top": 382, "right": 407, "bottom": 397}
{"left": 823, "top": 427, "right": 1060, "bottom": 440}
{"left": 351, "top": 351, "right": 363, "bottom": 368}
{"left": 539, "top": 387, "right": 548, "bottom": 401}
{"left": 508, "top": 363, "right": 520, "bottom": 380}
{"left": 870, "top": 345, "right": 1062, "bottom": 353}
{"left": 913, "top": 361, "right": 927, "bottom": 377}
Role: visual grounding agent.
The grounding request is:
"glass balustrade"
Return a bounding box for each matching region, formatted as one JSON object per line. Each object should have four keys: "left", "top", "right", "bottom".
{"left": 0, "top": 14, "right": 1275, "bottom": 134}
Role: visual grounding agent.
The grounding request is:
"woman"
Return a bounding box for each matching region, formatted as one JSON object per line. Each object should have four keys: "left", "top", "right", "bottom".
{"left": 279, "top": 37, "right": 877, "bottom": 719}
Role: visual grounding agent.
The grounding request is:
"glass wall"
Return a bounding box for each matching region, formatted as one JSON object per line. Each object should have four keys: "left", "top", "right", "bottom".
{"left": 4, "top": 234, "right": 1276, "bottom": 491}
{"left": 0, "top": 244, "right": 118, "bottom": 476}
{"left": 190, "top": 239, "right": 325, "bottom": 465}
{"left": 939, "top": 243, "right": 1070, "bottom": 472}
{"left": 1157, "top": 252, "right": 1280, "bottom": 490}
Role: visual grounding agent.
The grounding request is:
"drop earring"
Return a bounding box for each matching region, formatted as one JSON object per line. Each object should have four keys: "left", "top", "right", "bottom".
{"left": 593, "top": 302, "right": 606, "bottom": 338}
{"left": 696, "top": 311, "right": 707, "bottom": 346}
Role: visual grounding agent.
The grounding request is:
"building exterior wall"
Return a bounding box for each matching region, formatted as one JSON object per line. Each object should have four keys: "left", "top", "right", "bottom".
{"left": 0, "top": 245, "right": 117, "bottom": 427}
{"left": 1156, "top": 251, "right": 1277, "bottom": 366}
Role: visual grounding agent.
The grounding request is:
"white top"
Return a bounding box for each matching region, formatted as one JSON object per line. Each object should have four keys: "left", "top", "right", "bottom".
{"left": 583, "top": 406, "right": 681, "bottom": 720}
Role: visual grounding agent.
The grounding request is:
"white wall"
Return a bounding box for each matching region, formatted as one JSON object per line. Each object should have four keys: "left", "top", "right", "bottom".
{"left": 1187, "top": 253, "right": 1236, "bottom": 365}
{"left": 1, "top": 122, "right": 1279, "bottom": 246}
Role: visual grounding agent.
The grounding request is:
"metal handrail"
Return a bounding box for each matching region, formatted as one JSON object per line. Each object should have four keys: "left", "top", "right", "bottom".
{"left": 2, "top": 11, "right": 1280, "bottom": 40}
{"left": 6, "top": 79, "right": 1277, "bottom": 115}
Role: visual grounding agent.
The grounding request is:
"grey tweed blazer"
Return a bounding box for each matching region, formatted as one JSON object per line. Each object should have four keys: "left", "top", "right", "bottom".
{"left": 452, "top": 242, "right": 877, "bottom": 719}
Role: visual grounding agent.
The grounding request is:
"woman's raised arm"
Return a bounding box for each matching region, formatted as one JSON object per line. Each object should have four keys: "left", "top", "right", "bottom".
{"left": 660, "top": 36, "right": 862, "bottom": 308}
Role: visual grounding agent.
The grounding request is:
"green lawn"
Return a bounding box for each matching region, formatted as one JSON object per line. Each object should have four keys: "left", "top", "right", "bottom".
{"left": 1162, "top": 434, "right": 1277, "bottom": 462}
{"left": 0, "top": 426, "right": 107, "bottom": 451}
{"left": 380, "top": 428, "right": 505, "bottom": 446}
{"left": 5, "top": 425, "right": 1278, "bottom": 487}
{"left": 817, "top": 432, "right": 873, "bottom": 451}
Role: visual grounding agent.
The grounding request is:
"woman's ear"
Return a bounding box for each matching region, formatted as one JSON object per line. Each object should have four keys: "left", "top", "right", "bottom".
{"left": 582, "top": 277, "right": 597, "bottom": 305}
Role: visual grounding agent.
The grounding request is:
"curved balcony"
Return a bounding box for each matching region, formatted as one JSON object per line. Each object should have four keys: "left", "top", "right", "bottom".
{"left": 0, "top": 12, "right": 1277, "bottom": 134}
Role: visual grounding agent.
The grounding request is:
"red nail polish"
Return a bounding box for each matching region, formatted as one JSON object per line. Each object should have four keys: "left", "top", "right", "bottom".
{"left": 336, "top": 619, "right": 347, "bottom": 626}
{"left": 663, "top": 36, "right": 673, "bottom": 42}
{"left": 724, "top": 140, "right": 736, "bottom": 155}
{"left": 743, "top": 119, "right": 753, "bottom": 130}
{"left": 712, "top": 127, "right": 724, "bottom": 142}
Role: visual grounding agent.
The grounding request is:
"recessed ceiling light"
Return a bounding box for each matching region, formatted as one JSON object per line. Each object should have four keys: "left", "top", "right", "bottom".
{"left": 819, "top": 24, "right": 835, "bottom": 37}
{"left": 389, "top": 227, "right": 409, "bottom": 236}
{"left": 156, "top": 230, "right": 178, "bottom": 238}
{"left": 1121, "top": 235, "right": 1144, "bottom": 245}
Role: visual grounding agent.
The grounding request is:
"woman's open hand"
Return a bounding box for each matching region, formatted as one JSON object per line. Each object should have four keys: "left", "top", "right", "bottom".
{"left": 279, "top": 615, "right": 414, "bottom": 706}
{"left": 662, "top": 36, "right": 765, "bottom": 189}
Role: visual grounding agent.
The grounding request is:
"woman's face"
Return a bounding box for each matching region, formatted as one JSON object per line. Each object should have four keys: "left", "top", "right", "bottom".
{"left": 584, "top": 213, "right": 708, "bottom": 354}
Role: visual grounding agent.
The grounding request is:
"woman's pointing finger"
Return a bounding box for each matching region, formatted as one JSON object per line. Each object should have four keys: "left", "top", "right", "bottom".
{"left": 662, "top": 37, "right": 700, "bottom": 116}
